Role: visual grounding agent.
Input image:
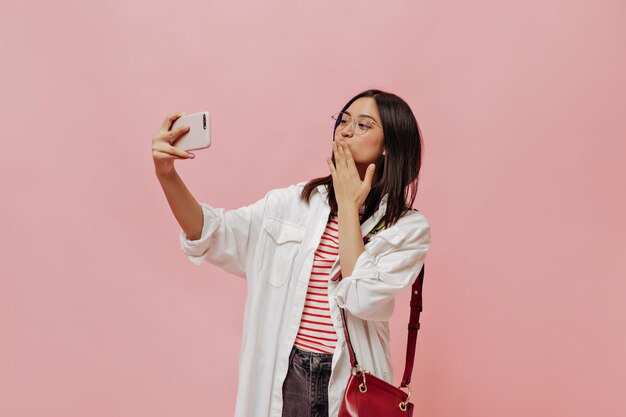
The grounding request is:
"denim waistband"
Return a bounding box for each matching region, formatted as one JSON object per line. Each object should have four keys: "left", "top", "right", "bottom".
{"left": 290, "top": 345, "right": 334, "bottom": 365}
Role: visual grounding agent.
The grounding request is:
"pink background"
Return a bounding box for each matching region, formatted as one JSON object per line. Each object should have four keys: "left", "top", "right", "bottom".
{"left": 1, "top": 0, "right": 625, "bottom": 416}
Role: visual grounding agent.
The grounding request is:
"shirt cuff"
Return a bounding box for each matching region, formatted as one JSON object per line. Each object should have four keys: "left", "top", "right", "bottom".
{"left": 333, "top": 249, "right": 380, "bottom": 308}
{"left": 178, "top": 203, "right": 220, "bottom": 265}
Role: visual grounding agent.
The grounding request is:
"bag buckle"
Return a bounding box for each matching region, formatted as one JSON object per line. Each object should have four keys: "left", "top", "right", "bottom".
{"left": 398, "top": 384, "right": 411, "bottom": 411}
{"left": 351, "top": 364, "right": 369, "bottom": 393}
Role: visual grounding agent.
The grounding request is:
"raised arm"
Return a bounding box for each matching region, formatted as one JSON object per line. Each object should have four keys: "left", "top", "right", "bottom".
{"left": 152, "top": 112, "right": 270, "bottom": 278}
{"left": 152, "top": 112, "right": 203, "bottom": 239}
{"left": 157, "top": 169, "right": 204, "bottom": 240}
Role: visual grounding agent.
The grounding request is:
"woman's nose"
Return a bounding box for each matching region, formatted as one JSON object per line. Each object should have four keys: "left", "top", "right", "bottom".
{"left": 341, "top": 124, "right": 354, "bottom": 137}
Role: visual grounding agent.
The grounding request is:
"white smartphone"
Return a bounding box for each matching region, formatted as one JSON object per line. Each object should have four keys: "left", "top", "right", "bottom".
{"left": 170, "top": 111, "right": 211, "bottom": 152}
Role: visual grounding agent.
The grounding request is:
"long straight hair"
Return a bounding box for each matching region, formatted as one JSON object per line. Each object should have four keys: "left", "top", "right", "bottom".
{"left": 300, "top": 89, "right": 424, "bottom": 229}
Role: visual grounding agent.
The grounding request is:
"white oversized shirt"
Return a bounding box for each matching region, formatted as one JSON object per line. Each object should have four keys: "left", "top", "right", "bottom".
{"left": 178, "top": 180, "right": 432, "bottom": 417}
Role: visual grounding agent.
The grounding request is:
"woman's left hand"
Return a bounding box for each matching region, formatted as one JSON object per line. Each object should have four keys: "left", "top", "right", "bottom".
{"left": 327, "top": 138, "right": 376, "bottom": 210}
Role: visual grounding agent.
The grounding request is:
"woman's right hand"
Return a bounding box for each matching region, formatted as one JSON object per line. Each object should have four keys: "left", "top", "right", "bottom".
{"left": 152, "top": 112, "right": 196, "bottom": 176}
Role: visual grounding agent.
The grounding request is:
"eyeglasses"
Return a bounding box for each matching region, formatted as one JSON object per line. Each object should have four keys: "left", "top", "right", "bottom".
{"left": 331, "top": 111, "right": 381, "bottom": 136}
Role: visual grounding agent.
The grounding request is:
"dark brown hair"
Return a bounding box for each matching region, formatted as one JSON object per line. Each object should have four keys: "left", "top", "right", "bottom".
{"left": 300, "top": 88, "right": 424, "bottom": 229}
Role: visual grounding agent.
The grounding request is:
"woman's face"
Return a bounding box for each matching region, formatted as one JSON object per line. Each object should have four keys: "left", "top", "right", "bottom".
{"left": 333, "top": 97, "right": 385, "bottom": 168}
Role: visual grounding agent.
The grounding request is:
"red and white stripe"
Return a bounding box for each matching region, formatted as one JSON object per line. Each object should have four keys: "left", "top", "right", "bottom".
{"left": 294, "top": 214, "right": 340, "bottom": 354}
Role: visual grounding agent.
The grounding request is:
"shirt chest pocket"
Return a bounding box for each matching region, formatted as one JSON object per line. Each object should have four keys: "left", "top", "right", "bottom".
{"left": 260, "top": 217, "right": 305, "bottom": 287}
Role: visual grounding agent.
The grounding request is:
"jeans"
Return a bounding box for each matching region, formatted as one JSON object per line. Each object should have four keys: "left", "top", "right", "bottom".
{"left": 281, "top": 345, "right": 334, "bottom": 417}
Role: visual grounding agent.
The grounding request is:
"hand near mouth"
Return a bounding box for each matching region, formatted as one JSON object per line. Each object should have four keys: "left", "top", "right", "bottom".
{"left": 327, "top": 138, "right": 376, "bottom": 211}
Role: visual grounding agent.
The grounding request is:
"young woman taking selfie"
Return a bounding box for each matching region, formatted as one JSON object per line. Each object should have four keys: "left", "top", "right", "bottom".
{"left": 152, "top": 89, "right": 432, "bottom": 417}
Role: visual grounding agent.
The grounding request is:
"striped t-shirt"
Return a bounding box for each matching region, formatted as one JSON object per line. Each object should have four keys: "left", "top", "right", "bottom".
{"left": 294, "top": 205, "right": 366, "bottom": 354}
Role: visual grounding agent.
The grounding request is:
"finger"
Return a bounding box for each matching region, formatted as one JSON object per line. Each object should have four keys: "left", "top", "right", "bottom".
{"left": 156, "top": 144, "right": 195, "bottom": 159}
{"left": 169, "top": 145, "right": 195, "bottom": 158}
{"left": 363, "top": 163, "right": 376, "bottom": 187}
{"left": 160, "top": 111, "right": 186, "bottom": 132}
{"left": 338, "top": 140, "right": 350, "bottom": 170}
{"left": 335, "top": 140, "right": 347, "bottom": 169}
{"left": 165, "top": 125, "right": 191, "bottom": 145}
{"left": 326, "top": 157, "right": 336, "bottom": 178}
{"left": 332, "top": 141, "right": 342, "bottom": 170}
{"left": 153, "top": 148, "right": 194, "bottom": 160}
{"left": 341, "top": 141, "right": 357, "bottom": 169}
{"left": 329, "top": 152, "right": 340, "bottom": 177}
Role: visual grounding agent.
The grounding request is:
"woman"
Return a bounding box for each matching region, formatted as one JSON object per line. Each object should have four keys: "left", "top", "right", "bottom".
{"left": 152, "top": 89, "right": 432, "bottom": 417}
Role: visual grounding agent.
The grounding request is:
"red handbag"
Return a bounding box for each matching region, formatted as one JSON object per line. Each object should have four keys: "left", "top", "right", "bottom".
{"left": 335, "top": 221, "right": 426, "bottom": 416}
{"left": 337, "top": 265, "right": 424, "bottom": 416}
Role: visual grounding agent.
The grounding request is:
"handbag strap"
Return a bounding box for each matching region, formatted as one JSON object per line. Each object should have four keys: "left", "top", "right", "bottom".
{"left": 338, "top": 214, "right": 425, "bottom": 388}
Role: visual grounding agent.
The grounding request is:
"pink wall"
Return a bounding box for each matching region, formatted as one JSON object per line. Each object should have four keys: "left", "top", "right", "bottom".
{"left": 1, "top": 0, "right": 624, "bottom": 416}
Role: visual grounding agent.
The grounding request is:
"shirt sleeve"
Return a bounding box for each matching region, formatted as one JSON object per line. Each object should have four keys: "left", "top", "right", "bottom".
{"left": 332, "top": 213, "right": 431, "bottom": 321}
{"left": 178, "top": 190, "right": 271, "bottom": 278}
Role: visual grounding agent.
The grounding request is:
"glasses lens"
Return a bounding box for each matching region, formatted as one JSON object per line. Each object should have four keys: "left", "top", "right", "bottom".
{"left": 332, "top": 112, "right": 350, "bottom": 131}
{"left": 331, "top": 112, "right": 374, "bottom": 135}
{"left": 354, "top": 117, "right": 373, "bottom": 135}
